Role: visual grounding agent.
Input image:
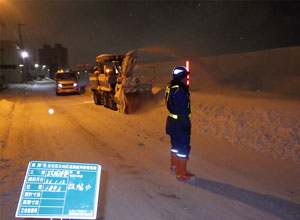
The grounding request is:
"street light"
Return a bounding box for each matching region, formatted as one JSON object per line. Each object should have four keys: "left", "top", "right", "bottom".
{"left": 21, "top": 51, "right": 28, "bottom": 58}
{"left": 34, "top": 64, "right": 39, "bottom": 68}
{"left": 20, "top": 51, "right": 29, "bottom": 81}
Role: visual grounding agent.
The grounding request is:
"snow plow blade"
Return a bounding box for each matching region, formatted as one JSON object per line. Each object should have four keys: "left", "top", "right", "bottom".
{"left": 124, "top": 91, "right": 152, "bottom": 113}
{"left": 114, "top": 77, "right": 152, "bottom": 114}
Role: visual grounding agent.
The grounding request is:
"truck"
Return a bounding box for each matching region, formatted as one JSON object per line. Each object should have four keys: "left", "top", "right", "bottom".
{"left": 55, "top": 70, "right": 79, "bottom": 95}
{"left": 89, "top": 50, "right": 152, "bottom": 113}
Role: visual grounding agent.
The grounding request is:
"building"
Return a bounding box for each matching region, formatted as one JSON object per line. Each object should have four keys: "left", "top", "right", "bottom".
{"left": 38, "top": 43, "right": 68, "bottom": 78}
{"left": 0, "top": 40, "right": 22, "bottom": 85}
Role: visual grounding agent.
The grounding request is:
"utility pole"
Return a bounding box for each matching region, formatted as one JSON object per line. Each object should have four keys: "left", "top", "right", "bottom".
{"left": 18, "top": 23, "right": 25, "bottom": 49}
{"left": 18, "top": 23, "right": 29, "bottom": 81}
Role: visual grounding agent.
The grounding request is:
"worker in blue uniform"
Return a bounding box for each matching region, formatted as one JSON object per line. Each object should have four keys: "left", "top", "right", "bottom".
{"left": 165, "top": 66, "right": 194, "bottom": 181}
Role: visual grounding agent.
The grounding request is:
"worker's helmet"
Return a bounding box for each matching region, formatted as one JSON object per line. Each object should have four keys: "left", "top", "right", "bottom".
{"left": 172, "top": 66, "right": 188, "bottom": 80}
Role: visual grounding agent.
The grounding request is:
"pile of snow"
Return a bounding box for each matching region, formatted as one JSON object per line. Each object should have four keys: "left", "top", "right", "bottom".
{"left": 197, "top": 46, "right": 300, "bottom": 96}
{"left": 135, "top": 46, "right": 300, "bottom": 97}
{"left": 190, "top": 92, "right": 300, "bottom": 163}
{"left": 134, "top": 46, "right": 300, "bottom": 163}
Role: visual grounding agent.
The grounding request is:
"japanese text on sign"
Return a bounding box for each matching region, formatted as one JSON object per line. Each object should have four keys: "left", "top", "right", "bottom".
{"left": 15, "top": 161, "right": 101, "bottom": 219}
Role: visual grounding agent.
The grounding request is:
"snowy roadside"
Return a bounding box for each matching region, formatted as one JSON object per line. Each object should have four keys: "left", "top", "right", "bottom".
{"left": 151, "top": 87, "right": 300, "bottom": 164}
{"left": 1, "top": 83, "right": 300, "bottom": 164}
{"left": 1, "top": 84, "right": 300, "bottom": 220}
{"left": 190, "top": 92, "right": 300, "bottom": 163}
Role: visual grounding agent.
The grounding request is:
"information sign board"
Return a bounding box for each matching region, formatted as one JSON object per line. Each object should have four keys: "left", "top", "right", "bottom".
{"left": 15, "top": 161, "right": 101, "bottom": 219}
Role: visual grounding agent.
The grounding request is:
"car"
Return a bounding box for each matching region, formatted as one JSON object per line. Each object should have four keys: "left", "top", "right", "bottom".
{"left": 55, "top": 70, "right": 79, "bottom": 95}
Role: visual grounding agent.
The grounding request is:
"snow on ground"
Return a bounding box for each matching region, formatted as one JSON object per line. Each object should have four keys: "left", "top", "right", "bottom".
{"left": 1, "top": 82, "right": 300, "bottom": 220}
{"left": 1, "top": 47, "right": 300, "bottom": 219}
{"left": 137, "top": 46, "right": 300, "bottom": 164}
{"left": 136, "top": 46, "right": 300, "bottom": 97}
{"left": 0, "top": 99, "right": 14, "bottom": 115}
{"left": 151, "top": 86, "right": 300, "bottom": 164}
{"left": 190, "top": 92, "right": 300, "bottom": 163}
{"left": 0, "top": 99, "right": 15, "bottom": 150}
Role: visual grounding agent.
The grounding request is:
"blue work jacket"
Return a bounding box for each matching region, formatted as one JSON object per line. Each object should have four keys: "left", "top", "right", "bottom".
{"left": 165, "top": 81, "right": 191, "bottom": 136}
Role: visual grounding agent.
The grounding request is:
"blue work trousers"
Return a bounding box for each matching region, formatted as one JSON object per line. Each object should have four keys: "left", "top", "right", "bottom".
{"left": 170, "top": 133, "right": 191, "bottom": 158}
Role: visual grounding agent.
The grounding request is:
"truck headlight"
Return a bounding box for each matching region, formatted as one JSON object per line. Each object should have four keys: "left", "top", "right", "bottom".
{"left": 73, "top": 83, "right": 78, "bottom": 87}
{"left": 58, "top": 84, "right": 63, "bottom": 88}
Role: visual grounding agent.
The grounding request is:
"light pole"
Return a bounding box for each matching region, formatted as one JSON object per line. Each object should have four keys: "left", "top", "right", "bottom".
{"left": 41, "top": 65, "right": 47, "bottom": 78}
{"left": 20, "top": 50, "right": 29, "bottom": 82}
{"left": 34, "top": 63, "right": 39, "bottom": 79}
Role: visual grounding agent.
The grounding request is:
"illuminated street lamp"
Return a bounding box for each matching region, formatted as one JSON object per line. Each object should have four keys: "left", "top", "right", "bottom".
{"left": 20, "top": 51, "right": 29, "bottom": 81}
{"left": 21, "top": 51, "right": 28, "bottom": 58}
{"left": 34, "top": 64, "right": 40, "bottom": 79}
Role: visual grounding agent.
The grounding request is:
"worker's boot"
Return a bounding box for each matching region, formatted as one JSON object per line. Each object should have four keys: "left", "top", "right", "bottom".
{"left": 170, "top": 152, "right": 177, "bottom": 175}
{"left": 176, "top": 157, "right": 195, "bottom": 181}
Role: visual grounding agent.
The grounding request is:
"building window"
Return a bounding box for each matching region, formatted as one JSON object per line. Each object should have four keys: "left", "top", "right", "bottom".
{"left": 0, "top": 65, "right": 17, "bottom": 69}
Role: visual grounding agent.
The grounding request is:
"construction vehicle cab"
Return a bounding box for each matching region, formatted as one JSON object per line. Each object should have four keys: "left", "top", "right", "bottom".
{"left": 55, "top": 70, "right": 79, "bottom": 95}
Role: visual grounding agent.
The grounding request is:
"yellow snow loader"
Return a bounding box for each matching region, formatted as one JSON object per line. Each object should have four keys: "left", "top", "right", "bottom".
{"left": 89, "top": 50, "right": 152, "bottom": 113}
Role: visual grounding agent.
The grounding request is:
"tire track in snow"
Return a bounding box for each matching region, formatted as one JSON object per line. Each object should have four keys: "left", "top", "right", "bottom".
{"left": 41, "top": 93, "right": 126, "bottom": 163}
{"left": 0, "top": 100, "right": 16, "bottom": 149}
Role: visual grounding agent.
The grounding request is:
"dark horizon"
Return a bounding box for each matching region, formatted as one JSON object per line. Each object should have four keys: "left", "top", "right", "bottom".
{"left": 1, "top": 0, "right": 300, "bottom": 67}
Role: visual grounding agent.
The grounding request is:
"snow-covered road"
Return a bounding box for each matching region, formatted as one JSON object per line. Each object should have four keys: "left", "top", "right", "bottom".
{"left": 1, "top": 81, "right": 300, "bottom": 220}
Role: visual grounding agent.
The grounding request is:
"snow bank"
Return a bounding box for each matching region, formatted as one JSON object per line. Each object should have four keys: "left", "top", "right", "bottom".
{"left": 135, "top": 46, "right": 300, "bottom": 98}
{"left": 190, "top": 92, "right": 300, "bottom": 163}
{"left": 198, "top": 46, "right": 300, "bottom": 96}
{"left": 136, "top": 46, "right": 300, "bottom": 163}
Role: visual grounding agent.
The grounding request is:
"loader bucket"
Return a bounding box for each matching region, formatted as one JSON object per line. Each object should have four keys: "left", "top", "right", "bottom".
{"left": 124, "top": 91, "right": 152, "bottom": 113}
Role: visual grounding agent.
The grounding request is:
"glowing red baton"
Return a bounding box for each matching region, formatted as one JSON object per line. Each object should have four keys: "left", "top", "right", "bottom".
{"left": 186, "top": 60, "right": 190, "bottom": 86}
{"left": 186, "top": 60, "right": 190, "bottom": 72}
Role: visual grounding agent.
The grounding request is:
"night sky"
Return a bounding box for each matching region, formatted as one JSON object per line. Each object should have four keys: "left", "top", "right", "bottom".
{"left": 1, "top": 0, "right": 300, "bottom": 68}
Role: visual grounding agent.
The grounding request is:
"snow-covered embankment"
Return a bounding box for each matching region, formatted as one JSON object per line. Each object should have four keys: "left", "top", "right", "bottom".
{"left": 190, "top": 92, "right": 300, "bottom": 163}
